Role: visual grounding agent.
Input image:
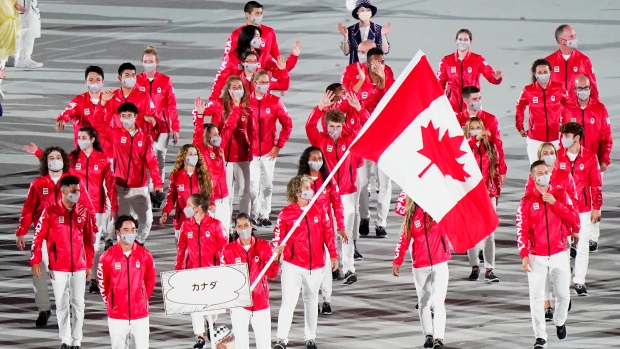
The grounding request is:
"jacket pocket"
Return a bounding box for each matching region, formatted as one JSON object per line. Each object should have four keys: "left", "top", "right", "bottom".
{"left": 289, "top": 244, "right": 295, "bottom": 261}
{"left": 440, "top": 236, "right": 447, "bottom": 254}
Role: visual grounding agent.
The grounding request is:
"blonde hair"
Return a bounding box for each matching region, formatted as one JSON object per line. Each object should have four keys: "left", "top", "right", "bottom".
{"left": 170, "top": 144, "right": 213, "bottom": 196}
{"left": 402, "top": 195, "right": 433, "bottom": 240}
{"left": 536, "top": 142, "right": 557, "bottom": 161}
{"left": 286, "top": 175, "right": 312, "bottom": 203}
{"left": 252, "top": 69, "right": 269, "bottom": 83}
{"left": 465, "top": 117, "right": 497, "bottom": 178}
{"left": 142, "top": 45, "right": 159, "bottom": 61}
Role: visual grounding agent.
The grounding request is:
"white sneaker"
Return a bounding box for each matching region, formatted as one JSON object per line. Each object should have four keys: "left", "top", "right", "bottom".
{"left": 15, "top": 59, "right": 43, "bottom": 69}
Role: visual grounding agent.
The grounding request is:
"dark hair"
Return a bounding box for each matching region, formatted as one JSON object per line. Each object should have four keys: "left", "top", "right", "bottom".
{"left": 462, "top": 86, "right": 480, "bottom": 99}
{"left": 366, "top": 47, "right": 384, "bottom": 61}
{"left": 71, "top": 126, "right": 103, "bottom": 161}
{"left": 117, "top": 62, "right": 136, "bottom": 76}
{"left": 325, "top": 109, "right": 346, "bottom": 124}
{"left": 189, "top": 192, "right": 211, "bottom": 212}
{"left": 235, "top": 25, "right": 262, "bottom": 59}
{"left": 531, "top": 59, "right": 551, "bottom": 83}
{"left": 39, "top": 147, "right": 71, "bottom": 176}
{"left": 115, "top": 215, "right": 139, "bottom": 231}
{"left": 560, "top": 122, "right": 584, "bottom": 140}
{"left": 85, "top": 65, "right": 104, "bottom": 80}
{"left": 455, "top": 28, "right": 472, "bottom": 40}
{"left": 325, "top": 83, "right": 342, "bottom": 93}
{"left": 530, "top": 160, "right": 547, "bottom": 173}
{"left": 244, "top": 1, "right": 262, "bottom": 13}
{"left": 241, "top": 50, "right": 258, "bottom": 62}
{"left": 118, "top": 102, "right": 139, "bottom": 115}
{"left": 59, "top": 175, "right": 80, "bottom": 189}
{"left": 298, "top": 146, "right": 330, "bottom": 183}
{"left": 555, "top": 24, "right": 570, "bottom": 43}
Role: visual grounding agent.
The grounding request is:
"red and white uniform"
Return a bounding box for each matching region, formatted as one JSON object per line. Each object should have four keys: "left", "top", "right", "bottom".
{"left": 30, "top": 202, "right": 96, "bottom": 272}
{"left": 545, "top": 49, "right": 598, "bottom": 100}
{"left": 223, "top": 24, "right": 280, "bottom": 63}
{"left": 95, "top": 88, "right": 158, "bottom": 143}
{"left": 250, "top": 93, "right": 292, "bottom": 157}
{"left": 136, "top": 71, "right": 179, "bottom": 135}
{"left": 311, "top": 175, "right": 345, "bottom": 232}
{"left": 162, "top": 169, "right": 204, "bottom": 231}
{"left": 468, "top": 138, "right": 503, "bottom": 198}
{"left": 556, "top": 148, "right": 602, "bottom": 213}
{"left": 56, "top": 92, "right": 102, "bottom": 149}
{"left": 394, "top": 190, "right": 407, "bottom": 217}
{"left": 71, "top": 150, "right": 118, "bottom": 214}
{"left": 437, "top": 51, "right": 502, "bottom": 112}
{"left": 457, "top": 109, "right": 507, "bottom": 176}
{"left": 341, "top": 63, "right": 395, "bottom": 105}
{"left": 515, "top": 81, "right": 568, "bottom": 142}
{"left": 174, "top": 216, "right": 228, "bottom": 270}
{"left": 192, "top": 115, "right": 228, "bottom": 203}
{"left": 562, "top": 98, "right": 613, "bottom": 166}
{"left": 524, "top": 167, "right": 577, "bottom": 204}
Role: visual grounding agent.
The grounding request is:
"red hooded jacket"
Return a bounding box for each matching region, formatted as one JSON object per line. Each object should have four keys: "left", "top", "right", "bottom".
{"left": 515, "top": 81, "right": 568, "bottom": 142}
{"left": 163, "top": 168, "right": 206, "bottom": 230}
{"left": 175, "top": 215, "right": 229, "bottom": 270}
{"left": 56, "top": 92, "right": 104, "bottom": 149}
{"left": 137, "top": 71, "right": 180, "bottom": 134}
{"left": 457, "top": 109, "right": 507, "bottom": 175}
{"left": 562, "top": 97, "right": 613, "bottom": 166}
{"left": 545, "top": 49, "right": 598, "bottom": 100}
{"left": 192, "top": 115, "right": 229, "bottom": 203}
{"left": 556, "top": 147, "right": 602, "bottom": 213}
{"left": 250, "top": 92, "right": 293, "bottom": 157}
{"left": 223, "top": 24, "right": 280, "bottom": 63}
{"left": 311, "top": 174, "right": 345, "bottom": 232}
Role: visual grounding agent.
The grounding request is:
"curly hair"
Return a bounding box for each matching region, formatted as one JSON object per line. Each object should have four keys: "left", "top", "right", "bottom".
{"left": 286, "top": 175, "right": 312, "bottom": 203}
{"left": 297, "top": 146, "right": 329, "bottom": 183}
{"left": 39, "top": 146, "right": 70, "bottom": 176}
{"left": 70, "top": 126, "right": 103, "bottom": 161}
{"left": 170, "top": 144, "right": 213, "bottom": 196}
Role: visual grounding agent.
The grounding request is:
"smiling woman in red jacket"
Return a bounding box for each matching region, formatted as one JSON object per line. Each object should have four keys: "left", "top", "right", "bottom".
{"left": 392, "top": 195, "right": 451, "bottom": 349}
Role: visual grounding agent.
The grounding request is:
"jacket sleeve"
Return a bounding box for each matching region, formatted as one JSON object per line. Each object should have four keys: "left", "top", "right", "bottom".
{"left": 328, "top": 182, "right": 345, "bottom": 231}
{"left": 144, "top": 138, "right": 163, "bottom": 188}
{"left": 103, "top": 162, "right": 119, "bottom": 212}
{"left": 589, "top": 156, "right": 603, "bottom": 211}
{"left": 144, "top": 251, "right": 157, "bottom": 299}
{"left": 57, "top": 97, "right": 83, "bottom": 123}
{"left": 320, "top": 207, "right": 338, "bottom": 259}
{"left": 77, "top": 176, "right": 96, "bottom": 213}
{"left": 549, "top": 192, "right": 580, "bottom": 234}
{"left": 436, "top": 57, "right": 448, "bottom": 90}
{"left": 479, "top": 56, "right": 502, "bottom": 85}
{"left": 92, "top": 104, "right": 113, "bottom": 140}
{"left": 515, "top": 88, "right": 529, "bottom": 132}
{"left": 599, "top": 106, "right": 613, "bottom": 166}
{"left": 16, "top": 182, "right": 40, "bottom": 236}
{"left": 584, "top": 56, "right": 599, "bottom": 99}
{"left": 210, "top": 62, "right": 234, "bottom": 102}
{"left": 285, "top": 53, "right": 298, "bottom": 72}
{"left": 274, "top": 98, "right": 293, "bottom": 149}
{"left": 305, "top": 107, "right": 325, "bottom": 147}
{"left": 361, "top": 86, "right": 386, "bottom": 113}
{"left": 394, "top": 190, "right": 407, "bottom": 216}
{"left": 272, "top": 212, "right": 287, "bottom": 247}
{"left": 192, "top": 103, "right": 210, "bottom": 148}
{"left": 83, "top": 210, "right": 96, "bottom": 269}
{"left": 166, "top": 80, "right": 180, "bottom": 132}
{"left": 30, "top": 208, "right": 50, "bottom": 266}
{"left": 268, "top": 64, "right": 290, "bottom": 91}
{"left": 260, "top": 241, "right": 280, "bottom": 279}
{"left": 162, "top": 174, "right": 177, "bottom": 215}
{"left": 174, "top": 226, "right": 188, "bottom": 270}
{"left": 393, "top": 223, "right": 410, "bottom": 266}
{"left": 516, "top": 197, "right": 532, "bottom": 258}
{"left": 97, "top": 253, "right": 110, "bottom": 304}
{"left": 269, "top": 30, "right": 281, "bottom": 59}
{"left": 216, "top": 221, "right": 229, "bottom": 255}
{"left": 220, "top": 106, "right": 242, "bottom": 151}
{"left": 341, "top": 66, "right": 355, "bottom": 91}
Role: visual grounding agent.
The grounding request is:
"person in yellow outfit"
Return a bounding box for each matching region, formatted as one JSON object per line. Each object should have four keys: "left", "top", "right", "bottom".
{"left": 0, "top": 0, "right": 24, "bottom": 100}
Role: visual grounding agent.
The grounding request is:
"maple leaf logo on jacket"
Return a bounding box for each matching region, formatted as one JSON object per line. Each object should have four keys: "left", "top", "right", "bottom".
{"left": 417, "top": 120, "right": 469, "bottom": 182}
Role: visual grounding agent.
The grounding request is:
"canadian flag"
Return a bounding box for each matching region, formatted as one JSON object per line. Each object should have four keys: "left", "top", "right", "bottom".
{"left": 349, "top": 50, "right": 498, "bottom": 253}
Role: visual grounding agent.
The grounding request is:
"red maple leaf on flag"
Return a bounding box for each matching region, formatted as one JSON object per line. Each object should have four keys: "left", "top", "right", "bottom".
{"left": 417, "top": 120, "right": 470, "bottom": 182}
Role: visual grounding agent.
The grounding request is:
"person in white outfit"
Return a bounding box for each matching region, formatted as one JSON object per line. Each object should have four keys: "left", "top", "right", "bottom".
{"left": 13, "top": 0, "right": 42, "bottom": 69}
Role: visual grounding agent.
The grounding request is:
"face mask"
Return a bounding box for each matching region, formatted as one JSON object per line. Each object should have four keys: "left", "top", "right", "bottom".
{"left": 122, "top": 77, "right": 136, "bottom": 89}
{"left": 561, "top": 137, "right": 575, "bottom": 149}
{"left": 121, "top": 117, "right": 136, "bottom": 129}
{"left": 48, "top": 159, "right": 63, "bottom": 172}
{"left": 469, "top": 129, "right": 482, "bottom": 137}
{"left": 243, "top": 63, "right": 258, "bottom": 73}
{"left": 469, "top": 101, "right": 482, "bottom": 111}
{"left": 566, "top": 38, "right": 578, "bottom": 48}
{"left": 535, "top": 174, "right": 550, "bottom": 187}
{"left": 183, "top": 206, "right": 196, "bottom": 219}
{"left": 210, "top": 136, "right": 222, "bottom": 147}
{"left": 88, "top": 83, "right": 102, "bottom": 93}
{"left": 237, "top": 228, "right": 252, "bottom": 240}
{"left": 357, "top": 53, "right": 367, "bottom": 64}
{"left": 256, "top": 84, "right": 269, "bottom": 94}
{"left": 536, "top": 73, "right": 550, "bottom": 85}
{"left": 456, "top": 41, "right": 470, "bottom": 51}
{"left": 186, "top": 155, "right": 198, "bottom": 166}
{"left": 120, "top": 233, "right": 137, "bottom": 245}
{"left": 230, "top": 89, "right": 245, "bottom": 100}
{"left": 542, "top": 154, "right": 556, "bottom": 166}
{"left": 308, "top": 160, "right": 323, "bottom": 171}
{"left": 250, "top": 15, "right": 263, "bottom": 24}
{"left": 358, "top": 11, "right": 372, "bottom": 21}
{"left": 300, "top": 189, "right": 314, "bottom": 200}
{"left": 577, "top": 89, "right": 590, "bottom": 101}
{"left": 143, "top": 63, "right": 156, "bottom": 73}
{"left": 66, "top": 192, "right": 80, "bottom": 204}
{"left": 78, "top": 139, "right": 92, "bottom": 150}
{"left": 328, "top": 128, "right": 342, "bottom": 138}
{"left": 250, "top": 38, "right": 262, "bottom": 49}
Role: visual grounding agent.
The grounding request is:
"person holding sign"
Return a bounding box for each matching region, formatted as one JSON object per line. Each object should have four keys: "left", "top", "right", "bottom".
{"left": 98, "top": 215, "right": 156, "bottom": 349}
{"left": 272, "top": 175, "right": 339, "bottom": 349}
{"left": 175, "top": 192, "right": 229, "bottom": 349}
{"left": 221, "top": 213, "right": 282, "bottom": 349}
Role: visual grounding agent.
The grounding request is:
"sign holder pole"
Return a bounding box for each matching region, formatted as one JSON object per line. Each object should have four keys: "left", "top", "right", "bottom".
{"left": 206, "top": 309, "right": 226, "bottom": 349}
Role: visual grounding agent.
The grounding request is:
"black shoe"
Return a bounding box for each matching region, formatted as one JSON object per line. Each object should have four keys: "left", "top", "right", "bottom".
{"left": 359, "top": 218, "right": 370, "bottom": 236}
{"left": 193, "top": 336, "right": 206, "bottom": 349}
{"left": 556, "top": 324, "right": 567, "bottom": 340}
{"left": 259, "top": 218, "right": 272, "bottom": 227}
{"left": 478, "top": 250, "right": 484, "bottom": 264}
{"left": 568, "top": 299, "right": 572, "bottom": 312}
{"left": 354, "top": 247, "right": 363, "bottom": 261}
{"left": 533, "top": 338, "right": 547, "bottom": 348}
{"left": 468, "top": 266, "right": 480, "bottom": 281}
{"left": 545, "top": 307, "right": 554, "bottom": 322}
{"left": 104, "top": 239, "right": 114, "bottom": 251}
{"left": 321, "top": 302, "right": 332, "bottom": 315}
{"left": 574, "top": 283, "right": 588, "bottom": 296}
{"left": 36, "top": 310, "right": 51, "bottom": 327}
{"left": 59, "top": 344, "right": 70, "bottom": 349}
{"left": 305, "top": 340, "right": 317, "bottom": 349}
{"left": 273, "top": 340, "right": 286, "bottom": 349}
{"left": 72, "top": 346, "right": 82, "bottom": 349}
{"left": 433, "top": 339, "right": 444, "bottom": 349}
{"left": 88, "top": 279, "right": 99, "bottom": 293}
{"left": 569, "top": 244, "right": 577, "bottom": 258}
{"left": 589, "top": 240, "right": 598, "bottom": 252}
{"left": 484, "top": 269, "right": 500, "bottom": 283}
{"left": 375, "top": 226, "right": 387, "bottom": 238}
{"left": 343, "top": 271, "right": 358, "bottom": 285}
{"left": 423, "top": 335, "right": 434, "bottom": 348}
{"left": 332, "top": 269, "right": 341, "bottom": 281}
{"left": 250, "top": 218, "right": 258, "bottom": 226}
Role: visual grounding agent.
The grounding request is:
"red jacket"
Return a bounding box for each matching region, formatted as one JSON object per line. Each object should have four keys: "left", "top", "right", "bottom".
{"left": 175, "top": 216, "right": 228, "bottom": 270}
{"left": 221, "top": 237, "right": 279, "bottom": 312}
{"left": 556, "top": 147, "right": 603, "bottom": 213}
{"left": 545, "top": 49, "right": 598, "bottom": 100}
{"left": 437, "top": 51, "right": 502, "bottom": 112}
{"left": 457, "top": 109, "right": 507, "bottom": 175}
{"left": 192, "top": 118, "right": 228, "bottom": 202}
{"left": 395, "top": 190, "right": 407, "bottom": 217}
{"left": 96, "top": 88, "right": 158, "bottom": 143}
{"left": 562, "top": 98, "right": 613, "bottom": 166}
{"left": 93, "top": 110, "right": 163, "bottom": 189}
{"left": 163, "top": 169, "right": 205, "bottom": 230}
{"left": 30, "top": 202, "right": 96, "bottom": 271}
{"left": 16, "top": 173, "right": 95, "bottom": 237}
{"left": 469, "top": 139, "right": 502, "bottom": 198}
{"left": 56, "top": 92, "right": 102, "bottom": 149}
{"left": 341, "top": 63, "right": 395, "bottom": 106}
{"left": 393, "top": 206, "right": 451, "bottom": 269}
{"left": 97, "top": 243, "right": 156, "bottom": 320}
{"left": 515, "top": 81, "right": 568, "bottom": 142}
{"left": 223, "top": 24, "right": 280, "bottom": 63}
{"left": 524, "top": 167, "right": 577, "bottom": 206}
{"left": 137, "top": 71, "right": 180, "bottom": 134}
{"left": 250, "top": 93, "right": 293, "bottom": 157}
{"left": 311, "top": 174, "right": 345, "bottom": 232}
{"left": 273, "top": 203, "right": 338, "bottom": 270}
{"left": 516, "top": 184, "right": 580, "bottom": 258}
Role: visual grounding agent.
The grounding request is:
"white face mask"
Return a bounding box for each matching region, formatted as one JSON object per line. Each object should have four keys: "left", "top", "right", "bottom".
{"left": 183, "top": 206, "right": 196, "bottom": 219}
{"left": 358, "top": 11, "right": 372, "bottom": 21}
{"left": 186, "top": 155, "right": 198, "bottom": 167}
{"left": 122, "top": 77, "right": 136, "bottom": 89}
{"left": 256, "top": 84, "right": 269, "bottom": 94}
{"left": 237, "top": 228, "right": 252, "bottom": 240}
{"left": 230, "top": 89, "right": 245, "bottom": 100}
{"left": 536, "top": 73, "right": 551, "bottom": 85}
{"left": 88, "top": 83, "right": 103, "bottom": 93}
{"left": 66, "top": 192, "right": 80, "bottom": 204}
{"left": 469, "top": 129, "right": 482, "bottom": 137}
{"left": 561, "top": 137, "right": 575, "bottom": 149}
{"left": 143, "top": 63, "right": 156, "bottom": 73}
{"left": 300, "top": 189, "right": 314, "bottom": 200}
{"left": 566, "top": 38, "right": 578, "bottom": 49}
{"left": 577, "top": 89, "right": 590, "bottom": 101}
{"left": 357, "top": 53, "right": 367, "bottom": 64}
{"left": 48, "top": 159, "right": 63, "bottom": 172}
{"left": 456, "top": 40, "right": 471, "bottom": 52}
{"left": 119, "top": 233, "right": 137, "bottom": 245}
{"left": 469, "top": 101, "right": 482, "bottom": 111}
{"left": 121, "top": 117, "right": 136, "bottom": 129}
{"left": 78, "top": 139, "right": 92, "bottom": 151}
{"left": 250, "top": 15, "right": 263, "bottom": 25}
{"left": 243, "top": 62, "right": 258, "bottom": 73}
{"left": 209, "top": 136, "right": 222, "bottom": 147}
{"left": 535, "top": 174, "right": 550, "bottom": 187}
{"left": 542, "top": 154, "right": 556, "bottom": 166}
{"left": 250, "top": 38, "right": 262, "bottom": 49}
{"left": 308, "top": 161, "right": 323, "bottom": 171}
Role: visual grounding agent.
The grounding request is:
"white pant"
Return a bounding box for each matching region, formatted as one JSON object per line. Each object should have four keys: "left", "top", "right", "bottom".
{"left": 573, "top": 211, "right": 592, "bottom": 284}
{"left": 190, "top": 311, "right": 218, "bottom": 336}
{"left": 231, "top": 307, "right": 271, "bottom": 349}
{"left": 92, "top": 211, "right": 112, "bottom": 277}
{"left": 526, "top": 137, "right": 559, "bottom": 164}
{"left": 14, "top": 0, "right": 41, "bottom": 61}
{"left": 528, "top": 252, "right": 571, "bottom": 341}
{"left": 413, "top": 261, "right": 449, "bottom": 340}
{"left": 591, "top": 172, "right": 602, "bottom": 242}
{"left": 50, "top": 270, "right": 86, "bottom": 347}
{"left": 249, "top": 156, "right": 276, "bottom": 220}
{"left": 352, "top": 166, "right": 363, "bottom": 241}
{"left": 340, "top": 193, "right": 356, "bottom": 273}
{"left": 212, "top": 196, "right": 231, "bottom": 237}
{"left": 226, "top": 161, "right": 251, "bottom": 215}
{"left": 466, "top": 198, "right": 496, "bottom": 269}
{"left": 276, "top": 262, "right": 324, "bottom": 343}
{"left": 33, "top": 240, "right": 51, "bottom": 311}
{"left": 357, "top": 160, "right": 392, "bottom": 227}
{"left": 117, "top": 186, "right": 152, "bottom": 243}
{"left": 108, "top": 316, "right": 150, "bottom": 349}
{"left": 321, "top": 249, "right": 333, "bottom": 303}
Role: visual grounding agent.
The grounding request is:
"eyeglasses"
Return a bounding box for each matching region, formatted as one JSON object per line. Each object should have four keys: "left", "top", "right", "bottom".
{"left": 575, "top": 87, "right": 590, "bottom": 92}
